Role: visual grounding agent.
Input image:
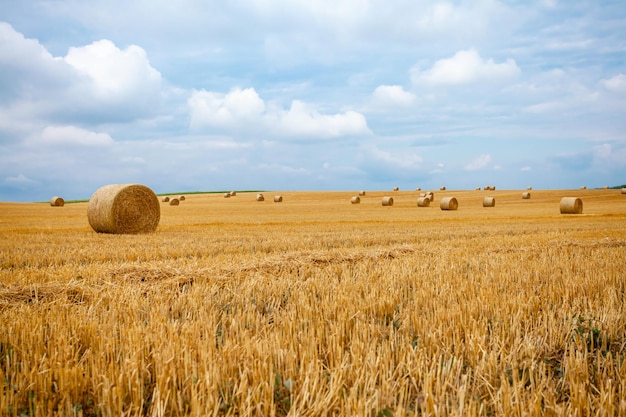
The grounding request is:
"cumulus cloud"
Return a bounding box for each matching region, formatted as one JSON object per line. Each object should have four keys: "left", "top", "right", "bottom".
{"left": 411, "top": 49, "right": 521, "bottom": 86}
{"left": 188, "top": 88, "right": 371, "bottom": 139}
{"left": 465, "top": 154, "right": 492, "bottom": 171}
{"left": 38, "top": 125, "right": 114, "bottom": 147}
{"left": 601, "top": 73, "right": 626, "bottom": 93}
{"left": 3, "top": 173, "right": 38, "bottom": 188}
{"left": 372, "top": 85, "right": 416, "bottom": 107}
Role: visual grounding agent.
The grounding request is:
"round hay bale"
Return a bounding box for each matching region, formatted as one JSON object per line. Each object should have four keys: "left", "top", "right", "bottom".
{"left": 483, "top": 196, "right": 495, "bottom": 207}
{"left": 603, "top": 185, "right": 609, "bottom": 189}
{"left": 440, "top": 196, "right": 458, "bottom": 211}
{"left": 522, "top": 192, "right": 531, "bottom": 199}
{"left": 230, "top": 191, "right": 237, "bottom": 196}
{"left": 224, "top": 193, "right": 230, "bottom": 198}
{"left": 415, "top": 187, "right": 421, "bottom": 191}
{"left": 50, "top": 196, "right": 64, "bottom": 207}
{"left": 527, "top": 186, "right": 532, "bottom": 190}
{"left": 161, "top": 196, "right": 170, "bottom": 203}
{"left": 476, "top": 187, "right": 481, "bottom": 191}
{"left": 417, "top": 197, "right": 430, "bottom": 207}
{"left": 256, "top": 193, "right": 265, "bottom": 201}
{"left": 169, "top": 198, "right": 180, "bottom": 206}
{"left": 274, "top": 195, "right": 283, "bottom": 203}
{"left": 580, "top": 186, "right": 587, "bottom": 190}
{"left": 382, "top": 196, "right": 394, "bottom": 206}
{"left": 621, "top": 188, "right": 626, "bottom": 195}
{"left": 351, "top": 196, "right": 361, "bottom": 204}
{"left": 426, "top": 192, "right": 434, "bottom": 202}
{"left": 560, "top": 197, "right": 583, "bottom": 214}
{"left": 440, "top": 186, "right": 446, "bottom": 191}
{"left": 358, "top": 190, "right": 366, "bottom": 196}
{"left": 87, "top": 184, "right": 160, "bottom": 234}
{"left": 393, "top": 186, "right": 399, "bottom": 191}
{"left": 179, "top": 195, "right": 186, "bottom": 201}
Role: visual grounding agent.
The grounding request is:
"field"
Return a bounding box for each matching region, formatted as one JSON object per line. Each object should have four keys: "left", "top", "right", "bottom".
{"left": 1, "top": 188, "right": 625, "bottom": 416}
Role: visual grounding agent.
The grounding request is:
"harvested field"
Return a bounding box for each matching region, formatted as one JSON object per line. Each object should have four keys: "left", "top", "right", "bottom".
{"left": 1, "top": 189, "right": 625, "bottom": 416}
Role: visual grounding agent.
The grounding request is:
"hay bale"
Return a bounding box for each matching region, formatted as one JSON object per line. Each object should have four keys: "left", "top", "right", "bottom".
{"left": 426, "top": 192, "right": 434, "bottom": 202}
{"left": 230, "top": 191, "right": 237, "bottom": 196}
{"left": 87, "top": 184, "right": 160, "bottom": 234}
{"left": 560, "top": 197, "right": 583, "bottom": 214}
{"left": 580, "top": 186, "right": 587, "bottom": 190}
{"left": 179, "top": 195, "right": 186, "bottom": 201}
{"left": 382, "top": 196, "right": 394, "bottom": 206}
{"left": 50, "top": 196, "right": 64, "bottom": 207}
{"left": 351, "top": 196, "right": 361, "bottom": 204}
{"left": 417, "top": 197, "right": 430, "bottom": 207}
{"left": 522, "top": 192, "right": 531, "bottom": 199}
{"left": 440, "top": 186, "right": 446, "bottom": 191}
{"left": 527, "top": 186, "right": 532, "bottom": 190}
{"left": 603, "top": 186, "right": 609, "bottom": 189}
{"left": 393, "top": 186, "right": 399, "bottom": 191}
{"left": 415, "top": 187, "right": 421, "bottom": 191}
{"left": 359, "top": 190, "right": 366, "bottom": 196}
{"left": 483, "top": 197, "right": 495, "bottom": 207}
{"left": 161, "top": 196, "right": 170, "bottom": 203}
{"left": 256, "top": 193, "right": 265, "bottom": 201}
{"left": 476, "top": 187, "right": 481, "bottom": 191}
{"left": 274, "top": 195, "right": 283, "bottom": 203}
{"left": 621, "top": 188, "right": 626, "bottom": 195}
{"left": 169, "top": 198, "right": 180, "bottom": 206}
{"left": 440, "top": 196, "right": 458, "bottom": 211}
{"left": 224, "top": 193, "right": 230, "bottom": 198}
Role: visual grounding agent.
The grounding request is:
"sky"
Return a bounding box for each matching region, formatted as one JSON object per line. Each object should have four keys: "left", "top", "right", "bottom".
{"left": 1, "top": 0, "right": 625, "bottom": 202}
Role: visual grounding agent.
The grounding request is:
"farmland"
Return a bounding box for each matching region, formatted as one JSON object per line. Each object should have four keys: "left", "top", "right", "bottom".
{"left": 1, "top": 188, "right": 625, "bottom": 416}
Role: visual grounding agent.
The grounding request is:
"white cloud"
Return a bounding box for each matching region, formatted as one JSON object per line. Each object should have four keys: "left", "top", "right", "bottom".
{"left": 411, "top": 49, "right": 521, "bottom": 86}
{"left": 372, "top": 85, "right": 416, "bottom": 107}
{"left": 521, "top": 166, "right": 532, "bottom": 171}
{"left": 465, "top": 154, "right": 492, "bottom": 171}
{"left": 189, "top": 88, "right": 371, "bottom": 139}
{"left": 3, "top": 173, "right": 38, "bottom": 187}
{"left": 601, "top": 74, "right": 626, "bottom": 93}
{"left": 38, "top": 125, "right": 114, "bottom": 147}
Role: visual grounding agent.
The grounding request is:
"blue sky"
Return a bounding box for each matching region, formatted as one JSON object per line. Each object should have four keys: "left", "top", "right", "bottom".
{"left": 1, "top": 0, "right": 624, "bottom": 202}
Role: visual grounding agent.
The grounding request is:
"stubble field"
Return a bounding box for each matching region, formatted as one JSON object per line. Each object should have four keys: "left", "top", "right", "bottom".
{"left": 1, "top": 188, "right": 625, "bottom": 416}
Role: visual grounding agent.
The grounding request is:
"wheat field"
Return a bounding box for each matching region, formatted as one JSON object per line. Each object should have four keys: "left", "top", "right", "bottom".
{"left": 1, "top": 189, "right": 625, "bottom": 416}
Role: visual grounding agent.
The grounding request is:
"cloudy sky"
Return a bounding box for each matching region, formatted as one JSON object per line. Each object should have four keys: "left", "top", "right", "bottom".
{"left": 1, "top": 0, "right": 625, "bottom": 201}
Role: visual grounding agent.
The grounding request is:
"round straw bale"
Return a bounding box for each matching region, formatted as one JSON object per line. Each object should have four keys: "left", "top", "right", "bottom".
{"left": 476, "top": 187, "right": 481, "bottom": 191}
{"left": 169, "top": 198, "right": 180, "bottom": 206}
{"left": 50, "top": 196, "right": 64, "bottom": 207}
{"left": 359, "top": 190, "right": 366, "bottom": 196}
{"left": 427, "top": 192, "right": 434, "bottom": 202}
{"left": 382, "top": 196, "right": 394, "bottom": 206}
{"left": 393, "top": 186, "right": 399, "bottom": 191}
{"left": 417, "top": 197, "right": 430, "bottom": 207}
{"left": 230, "top": 191, "right": 237, "bottom": 196}
{"left": 440, "top": 186, "right": 446, "bottom": 191}
{"left": 351, "top": 196, "right": 361, "bottom": 204}
{"left": 179, "top": 195, "right": 185, "bottom": 201}
{"left": 274, "top": 195, "right": 283, "bottom": 203}
{"left": 224, "top": 193, "right": 230, "bottom": 198}
{"left": 580, "top": 186, "right": 586, "bottom": 190}
{"left": 440, "top": 196, "right": 458, "bottom": 210}
{"left": 256, "top": 193, "right": 265, "bottom": 201}
{"left": 527, "top": 186, "right": 532, "bottom": 190}
{"left": 603, "top": 185, "right": 609, "bottom": 189}
{"left": 415, "top": 187, "right": 421, "bottom": 191}
{"left": 560, "top": 197, "right": 583, "bottom": 214}
{"left": 621, "top": 188, "right": 626, "bottom": 195}
{"left": 522, "top": 192, "right": 531, "bottom": 199}
{"left": 161, "top": 196, "right": 170, "bottom": 203}
{"left": 483, "top": 196, "right": 495, "bottom": 207}
{"left": 87, "top": 184, "right": 160, "bottom": 234}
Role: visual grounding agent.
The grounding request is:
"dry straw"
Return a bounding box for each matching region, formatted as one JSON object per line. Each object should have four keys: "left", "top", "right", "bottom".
{"left": 522, "top": 192, "right": 531, "bottom": 199}
{"left": 161, "top": 196, "right": 170, "bottom": 203}
{"left": 256, "top": 193, "right": 265, "bottom": 201}
{"left": 50, "top": 196, "right": 64, "bottom": 207}
{"left": 483, "top": 196, "right": 495, "bottom": 207}
{"left": 87, "top": 184, "right": 160, "bottom": 234}
{"left": 351, "top": 196, "right": 361, "bottom": 204}
{"left": 417, "top": 197, "right": 430, "bottom": 207}
{"left": 169, "top": 198, "right": 180, "bottom": 206}
{"left": 274, "top": 195, "right": 283, "bottom": 203}
{"left": 560, "top": 197, "right": 583, "bottom": 214}
{"left": 440, "top": 196, "right": 458, "bottom": 210}
{"left": 382, "top": 196, "right": 394, "bottom": 206}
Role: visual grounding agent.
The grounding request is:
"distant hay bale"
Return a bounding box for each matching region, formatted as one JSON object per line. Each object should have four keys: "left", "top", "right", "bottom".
{"left": 622, "top": 188, "right": 626, "bottom": 195}
{"left": 169, "top": 198, "right": 180, "bottom": 206}
{"left": 87, "top": 184, "right": 160, "bottom": 234}
{"left": 419, "top": 192, "right": 426, "bottom": 198}
{"left": 351, "top": 196, "right": 361, "bottom": 204}
{"left": 484, "top": 186, "right": 496, "bottom": 191}
{"left": 256, "top": 193, "right": 265, "bottom": 201}
{"left": 560, "top": 197, "right": 583, "bottom": 214}
{"left": 359, "top": 190, "right": 366, "bottom": 196}
{"left": 440, "top": 186, "right": 446, "bottom": 191}
{"left": 415, "top": 187, "right": 421, "bottom": 191}
{"left": 382, "top": 196, "right": 394, "bottom": 206}
{"left": 476, "top": 187, "right": 481, "bottom": 191}
{"left": 230, "top": 191, "right": 237, "bottom": 196}
{"left": 161, "top": 196, "right": 170, "bottom": 203}
{"left": 483, "top": 197, "right": 495, "bottom": 207}
{"left": 440, "top": 196, "right": 458, "bottom": 211}
{"left": 50, "top": 196, "right": 64, "bottom": 207}
{"left": 274, "top": 195, "right": 283, "bottom": 203}
{"left": 603, "top": 186, "right": 609, "bottom": 189}
{"left": 580, "top": 186, "right": 587, "bottom": 190}
{"left": 527, "top": 186, "right": 532, "bottom": 190}
{"left": 417, "top": 197, "right": 430, "bottom": 207}
{"left": 522, "top": 192, "right": 531, "bottom": 199}
{"left": 179, "top": 195, "right": 185, "bottom": 201}
{"left": 393, "top": 187, "right": 399, "bottom": 191}
{"left": 224, "top": 193, "right": 230, "bottom": 198}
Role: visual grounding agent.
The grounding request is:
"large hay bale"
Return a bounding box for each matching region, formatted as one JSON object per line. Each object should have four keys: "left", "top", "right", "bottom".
{"left": 440, "top": 196, "right": 458, "bottom": 210}
{"left": 161, "top": 196, "right": 170, "bottom": 203}
{"left": 621, "top": 188, "right": 626, "bottom": 195}
{"left": 426, "top": 192, "right": 434, "bottom": 202}
{"left": 483, "top": 197, "right": 495, "bottom": 207}
{"left": 351, "top": 196, "right": 361, "bottom": 204}
{"left": 522, "top": 192, "right": 531, "bottom": 199}
{"left": 560, "top": 197, "right": 583, "bottom": 214}
{"left": 169, "top": 198, "right": 180, "bottom": 206}
{"left": 417, "top": 197, "right": 430, "bottom": 207}
{"left": 256, "top": 193, "right": 265, "bottom": 201}
{"left": 359, "top": 190, "right": 366, "bottom": 196}
{"left": 50, "top": 196, "right": 64, "bottom": 207}
{"left": 382, "top": 196, "right": 394, "bottom": 206}
{"left": 274, "top": 195, "right": 283, "bottom": 203}
{"left": 87, "top": 184, "right": 160, "bottom": 234}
